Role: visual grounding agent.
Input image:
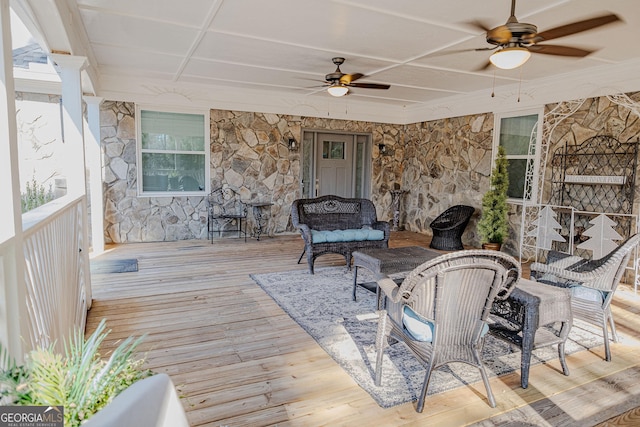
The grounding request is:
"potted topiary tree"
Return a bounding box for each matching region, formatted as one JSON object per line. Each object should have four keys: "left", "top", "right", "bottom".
{"left": 478, "top": 145, "right": 509, "bottom": 250}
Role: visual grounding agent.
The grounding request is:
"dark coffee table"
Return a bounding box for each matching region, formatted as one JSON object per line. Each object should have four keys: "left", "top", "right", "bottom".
{"left": 352, "top": 246, "right": 441, "bottom": 307}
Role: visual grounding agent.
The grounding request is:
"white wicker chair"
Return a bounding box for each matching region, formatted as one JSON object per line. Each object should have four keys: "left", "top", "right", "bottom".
{"left": 530, "top": 233, "right": 640, "bottom": 361}
{"left": 374, "top": 250, "right": 521, "bottom": 413}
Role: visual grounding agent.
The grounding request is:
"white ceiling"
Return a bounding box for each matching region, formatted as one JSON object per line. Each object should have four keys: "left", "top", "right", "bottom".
{"left": 13, "top": 0, "right": 640, "bottom": 123}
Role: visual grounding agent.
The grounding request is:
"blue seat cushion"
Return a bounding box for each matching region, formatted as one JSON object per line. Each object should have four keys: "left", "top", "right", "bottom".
{"left": 402, "top": 305, "right": 489, "bottom": 342}
{"left": 570, "top": 285, "right": 606, "bottom": 304}
{"left": 403, "top": 305, "right": 434, "bottom": 342}
{"left": 311, "top": 228, "right": 384, "bottom": 243}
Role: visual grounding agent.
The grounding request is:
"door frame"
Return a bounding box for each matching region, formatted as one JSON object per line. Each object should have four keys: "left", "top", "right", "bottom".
{"left": 300, "top": 130, "right": 372, "bottom": 199}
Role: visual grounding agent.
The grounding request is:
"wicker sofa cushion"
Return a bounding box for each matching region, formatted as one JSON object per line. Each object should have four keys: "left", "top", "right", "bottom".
{"left": 310, "top": 228, "right": 385, "bottom": 244}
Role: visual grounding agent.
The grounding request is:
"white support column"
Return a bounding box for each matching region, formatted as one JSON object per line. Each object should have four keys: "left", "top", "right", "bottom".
{"left": 0, "top": 0, "right": 28, "bottom": 361}
{"left": 84, "top": 96, "right": 105, "bottom": 255}
{"left": 51, "top": 54, "right": 93, "bottom": 310}
{"left": 50, "top": 54, "right": 88, "bottom": 197}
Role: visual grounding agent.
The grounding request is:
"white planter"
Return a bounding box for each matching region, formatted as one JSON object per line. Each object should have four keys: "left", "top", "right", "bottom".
{"left": 84, "top": 374, "right": 189, "bottom": 427}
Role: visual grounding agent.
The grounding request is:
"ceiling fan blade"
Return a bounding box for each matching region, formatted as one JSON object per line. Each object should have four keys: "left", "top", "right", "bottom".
{"left": 348, "top": 82, "right": 390, "bottom": 90}
{"left": 528, "top": 44, "right": 594, "bottom": 57}
{"left": 474, "top": 60, "right": 493, "bottom": 72}
{"left": 339, "top": 73, "right": 364, "bottom": 85}
{"left": 475, "top": 46, "right": 498, "bottom": 52}
{"left": 465, "top": 19, "right": 497, "bottom": 33}
{"left": 466, "top": 20, "right": 512, "bottom": 44}
{"left": 527, "top": 13, "right": 621, "bottom": 43}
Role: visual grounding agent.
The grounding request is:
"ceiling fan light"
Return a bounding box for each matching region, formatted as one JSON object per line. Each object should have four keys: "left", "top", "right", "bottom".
{"left": 327, "top": 84, "right": 349, "bottom": 97}
{"left": 490, "top": 47, "right": 531, "bottom": 70}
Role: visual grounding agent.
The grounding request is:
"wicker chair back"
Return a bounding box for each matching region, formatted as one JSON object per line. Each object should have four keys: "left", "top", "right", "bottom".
{"left": 374, "top": 249, "right": 521, "bottom": 412}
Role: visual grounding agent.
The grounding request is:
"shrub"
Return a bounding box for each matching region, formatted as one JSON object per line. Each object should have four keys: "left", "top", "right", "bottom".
{"left": 21, "top": 176, "right": 55, "bottom": 213}
{"left": 0, "top": 319, "right": 151, "bottom": 426}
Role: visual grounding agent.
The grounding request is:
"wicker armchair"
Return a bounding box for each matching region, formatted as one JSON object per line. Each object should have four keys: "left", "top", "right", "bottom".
{"left": 374, "top": 250, "right": 521, "bottom": 412}
{"left": 530, "top": 233, "right": 640, "bottom": 361}
{"left": 429, "top": 205, "right": 475, "bottom": 251}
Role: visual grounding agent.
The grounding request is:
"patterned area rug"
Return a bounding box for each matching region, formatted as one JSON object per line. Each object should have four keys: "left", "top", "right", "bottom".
{"left": 250, "top": 266, "right": 608, "bottom": 408}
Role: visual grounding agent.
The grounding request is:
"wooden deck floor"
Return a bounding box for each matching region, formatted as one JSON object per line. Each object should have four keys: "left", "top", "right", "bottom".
{"left": 87, "top": 232, "right": 640, "bottom": 426}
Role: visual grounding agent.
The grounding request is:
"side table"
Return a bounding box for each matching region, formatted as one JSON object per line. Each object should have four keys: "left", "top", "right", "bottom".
{"left": 352, "top": 246, "right": 441, "bottom": 307}
{"left": 248, "top": 202, "right": 273, "bottom": 241}
{"left": 489, "top": 278, "right": 572, "bottom": 388}
{"left": 389, "top": 189, "right": 408, "bottom": 231}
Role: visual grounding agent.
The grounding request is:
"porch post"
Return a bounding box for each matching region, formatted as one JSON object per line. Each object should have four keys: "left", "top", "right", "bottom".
{"left": 84, "top": 96, "right": 105, "bottom": 255}
{"left": 0, "top": 0, "right": 28, "bottom": 361}
{"left": 50, "top": 54, "right": 93, "bottom": 311}
{"left": 50, "top": 54, "right": 88, "bottom": 197}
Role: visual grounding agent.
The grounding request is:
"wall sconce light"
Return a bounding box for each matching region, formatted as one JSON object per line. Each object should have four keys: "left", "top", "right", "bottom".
{"left": 378, "top": 144, "right": 387, "bottom": 155}
{"left": 288, "top": 138, "right": 298, "bottom": 151}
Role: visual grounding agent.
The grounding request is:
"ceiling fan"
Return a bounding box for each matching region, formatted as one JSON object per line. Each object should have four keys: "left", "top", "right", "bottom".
{"left": 323, "top": 57, "right": 390, "bottom": 97}
{"left": 471, "top": 0, "right": 621, "bottom": 70}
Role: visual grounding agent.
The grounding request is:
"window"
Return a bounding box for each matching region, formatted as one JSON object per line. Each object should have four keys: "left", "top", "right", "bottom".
{"left": 494, "top": 109, "right": 543, "bottom": 201}
{"left": 137, "top": 108, "right": 209, "bottom": 194}
{"left": 322, "top": 140, "right": 345, "bottom": 159}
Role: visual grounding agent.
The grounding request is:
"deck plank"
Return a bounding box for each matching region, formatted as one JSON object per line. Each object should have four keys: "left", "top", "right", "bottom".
{"left": 87, "top": 232, "right": 640, "bottom": 426}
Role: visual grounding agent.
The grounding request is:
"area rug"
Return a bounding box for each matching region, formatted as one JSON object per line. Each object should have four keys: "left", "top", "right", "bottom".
{"left": 250, "top": 266, "right": 611, "bottom": 408}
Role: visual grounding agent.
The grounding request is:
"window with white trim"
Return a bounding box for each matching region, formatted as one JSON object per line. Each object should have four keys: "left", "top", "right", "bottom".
{"left": 494, "top": 109, "right": 543, "bottom": 201}
{"left": 137, "top": 108, "right": 209, "bottom": 195}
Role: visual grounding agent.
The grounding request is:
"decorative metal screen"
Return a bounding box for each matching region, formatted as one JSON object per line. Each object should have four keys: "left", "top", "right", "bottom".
{"left": 547, "top": 135, "right": 639, "bottom": 256}
{"left": 549, "top": 135, "right": 637, "bottom": 214}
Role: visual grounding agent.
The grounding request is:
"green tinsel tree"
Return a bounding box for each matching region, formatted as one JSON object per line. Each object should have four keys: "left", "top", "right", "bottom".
{"left": 478, "top": 145, "right": 509, "bottom": 244}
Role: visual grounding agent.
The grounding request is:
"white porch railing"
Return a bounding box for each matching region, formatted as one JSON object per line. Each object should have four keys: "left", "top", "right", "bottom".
{"left": 20, "top": 194, "right": 92, "bottom": 353}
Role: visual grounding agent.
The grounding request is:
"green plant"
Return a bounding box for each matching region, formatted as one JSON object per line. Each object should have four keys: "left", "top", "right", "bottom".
{"left": 478, "top": 145, "right": 510, "bottom": 244}
{"left": 21, "top": 176, "right": 55, "bottom": 213}
{"left": 0, "top": 319, "right": 151, "bottom": 427}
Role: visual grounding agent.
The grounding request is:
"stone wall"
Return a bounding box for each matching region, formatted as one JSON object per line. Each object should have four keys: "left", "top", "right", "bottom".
{"left": 102, "top": 101, "right": 208, "bottom": 243}
{"left": 400, "top": 114, "right": 495, "bottom": 248}
{"left": 100, "top": 92, "right": 640, "bottom": 252}
{"left": 101, "top": 104, "right": 404, "bottom": 243}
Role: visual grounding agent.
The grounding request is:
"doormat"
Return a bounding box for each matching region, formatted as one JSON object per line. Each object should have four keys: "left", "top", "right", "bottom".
{"left": 90, "top": 258, "right": 138, "bottom": 274}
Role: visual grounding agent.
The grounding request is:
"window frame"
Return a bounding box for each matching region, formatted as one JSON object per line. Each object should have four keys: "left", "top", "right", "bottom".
{"left": 136, "top": 105, "right": 210, "bottom": 197}
{"left": 492, "top": 107, "right": 544, "bottom": 203}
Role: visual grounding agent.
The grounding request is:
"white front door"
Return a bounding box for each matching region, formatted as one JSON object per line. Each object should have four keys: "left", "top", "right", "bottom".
{"left": 316, "top": 133, "right": 354, "bottom": 198}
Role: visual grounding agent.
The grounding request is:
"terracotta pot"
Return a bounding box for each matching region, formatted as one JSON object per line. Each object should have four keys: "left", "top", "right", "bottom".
{"left": 482, "top": 242, "right": 502, "bottom": 251}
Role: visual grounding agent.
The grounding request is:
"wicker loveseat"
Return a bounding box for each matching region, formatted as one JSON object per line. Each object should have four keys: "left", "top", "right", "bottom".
{"left": 291, "top": 195, "right": 390, "bottom": 274}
